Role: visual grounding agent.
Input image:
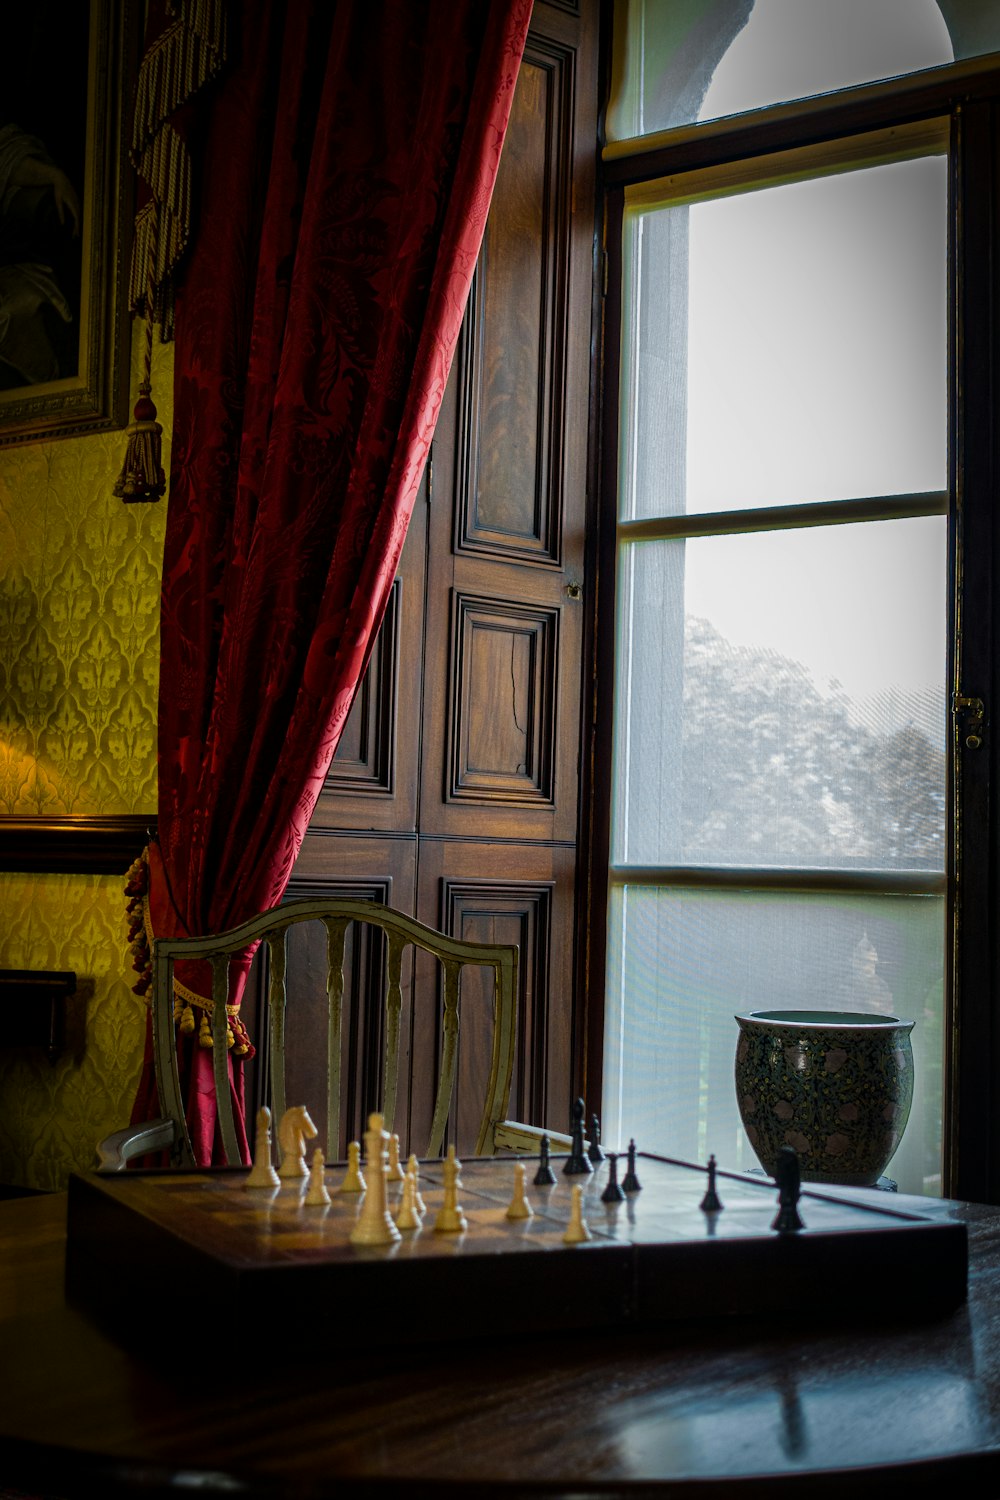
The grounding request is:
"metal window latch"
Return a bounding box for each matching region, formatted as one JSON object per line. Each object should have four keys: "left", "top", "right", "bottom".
{"left": 953, "top": 693, "right": 986, "bottom": 750}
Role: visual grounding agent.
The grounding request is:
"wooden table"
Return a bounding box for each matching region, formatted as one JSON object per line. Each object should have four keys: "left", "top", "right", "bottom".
{"left": 3, "top": 1186, "right": 1000, "bottom": 1497}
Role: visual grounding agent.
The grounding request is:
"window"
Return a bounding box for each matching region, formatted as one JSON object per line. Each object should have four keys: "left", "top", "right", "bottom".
{"left": 593, "top": 12, "right": 1000, "bottom": 1201}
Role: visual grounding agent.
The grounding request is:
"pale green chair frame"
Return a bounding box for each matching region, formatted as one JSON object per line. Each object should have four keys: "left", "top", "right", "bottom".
{"left": 99, "top": 898, "right": 559, "bottom": 1171}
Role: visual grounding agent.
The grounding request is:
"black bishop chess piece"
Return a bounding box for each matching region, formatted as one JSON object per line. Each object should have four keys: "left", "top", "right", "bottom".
{"left": 700, "top": 1153, "right": 723, "bottom": 1214}
{"left": 601, "top": 1152, "right": 625, "bottom": 1203}
{"left": 562, "top": 1098, "right": 593, "bottom": 1176}
{"left": 587, "top": 1114, "right": 605, "bottom": 1164}
{"left": 622, "top": 1138, "right": 642, "bottom": 1194}
{"left": 533, "top": 1133, "right": 557, "bottom": 1187}
{"left": 771, "top": 1145, "right": 805, "bottom": 1233}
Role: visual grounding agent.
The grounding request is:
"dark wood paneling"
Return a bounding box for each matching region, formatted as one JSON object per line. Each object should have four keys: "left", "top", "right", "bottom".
{"left": 455, "top": 36, "right": 573, "bottom": 566}
{"left": 308, "top": 477, "right": 427, "bottom": 835}
{"left": 0, "top": 815, "right": 153, "bottom": 873}
{"left": 441, "top": 879, "right": 553, "bottom": 1153}
{"left": 448, "top": 593, "right": 559, "bottom": 806}
{"left": 324, "top": 580, "right": 401, "bottom": 796}
{"left": 297, "top": 0, "right": 601, "bottom": 1154}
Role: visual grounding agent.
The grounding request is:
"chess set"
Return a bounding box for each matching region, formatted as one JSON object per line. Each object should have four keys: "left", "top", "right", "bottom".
{"left": 66, "top": 1101, "right": 968, "bottom": 1359}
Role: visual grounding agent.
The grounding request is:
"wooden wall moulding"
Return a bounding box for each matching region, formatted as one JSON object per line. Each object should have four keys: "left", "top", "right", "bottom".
{"left": 448, "top": 594, "right": 559, "bottom": 807}
{"left": 323, "top": 579, "right": 400, "bottom": 797}
{"left": 0, "top": 816, "right": 153, "bottom": 874}
{"left": 453, "top": 35, "right": 574, "bottom": 568}
{"left": 442, "top": 879, "right": 554, "bottom": 1134}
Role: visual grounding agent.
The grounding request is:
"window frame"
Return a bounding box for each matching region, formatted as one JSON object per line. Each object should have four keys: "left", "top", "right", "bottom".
{"left": 586, "top": 56, "right": 1000, "bottom": 1203}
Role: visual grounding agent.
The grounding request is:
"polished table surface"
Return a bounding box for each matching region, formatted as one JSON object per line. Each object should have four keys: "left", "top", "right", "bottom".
{"left": 3, "top": 1185, "right": 1000, "bottom": 1497}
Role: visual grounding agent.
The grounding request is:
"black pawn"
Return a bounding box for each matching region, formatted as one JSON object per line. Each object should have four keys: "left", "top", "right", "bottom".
{"left": 587, "top": 1113, "right": 605, "bottom": 1164}
{"left": 533, "top": 1133, "right": 557, "bottom": 1187}
{"left": 700, "top": 1154, "right": 723, "bottom": 1214}
{"left": 563, "top": 1098, "right": 593, "bottom": 1176}
{"left": 621, "top": 1138, "right": 641, "bottom": 1193}
{"left": 771, "top": 1146, "right": 804, "bottom": 1233}
{"left": 601, "top": 1152, "right": 625, "bottom": 1203}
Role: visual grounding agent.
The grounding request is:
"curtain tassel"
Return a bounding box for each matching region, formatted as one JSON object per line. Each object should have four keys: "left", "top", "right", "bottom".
{"left": 113, "top": 381, "right": 166, "bottom": 503}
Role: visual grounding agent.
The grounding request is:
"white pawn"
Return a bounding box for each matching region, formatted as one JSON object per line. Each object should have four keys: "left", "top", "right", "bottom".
{"left": 505, "top": 1161, "right": 533, "bottom": 1220}
{"left": 387, "top": 1133, "right": 405, "bottom": 1181}
{"left": 304, "top": 1147, "right": 332, "bottom": 1206}
{"left": 337, "top": 1140, "right": 366, "bottom": 1193}
{"left": 350, "top": 1113, "right": 400, "bottom": 1246}
{"left": 563, "top": 1183, "right": 591, "bottom": 1244}
{"left": 395, "top": 1168, "right": 422, "bottom": 1231}
{"left": 446, "top": 1142, "right": 464, "bottom": 1186}
{"left": 434, "top": 1150, "right": 467, "bottom": 1235}
{"left": 406, "top": 1155, "right": 426, "bottom": 1215}
{"left": 244, "top": 1106, "right": 280, "bottom": 1189}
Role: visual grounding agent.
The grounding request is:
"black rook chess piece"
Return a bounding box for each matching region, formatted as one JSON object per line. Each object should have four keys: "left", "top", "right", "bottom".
{"left": 601, "top": 1152, "right": 626, "bottom": 1203}
{"left": 563, "top": 1098, "right": 593, "bottom": 1176}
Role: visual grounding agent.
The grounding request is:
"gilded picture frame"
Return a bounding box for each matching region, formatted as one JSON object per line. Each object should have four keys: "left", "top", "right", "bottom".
{"left": 0, "top": 0, "right": 137, "bottom": 445}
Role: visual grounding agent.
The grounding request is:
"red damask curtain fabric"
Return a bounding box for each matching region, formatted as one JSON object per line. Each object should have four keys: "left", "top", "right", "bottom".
{"left": 130, "top": 0, "right": 532, "bottom": 1164}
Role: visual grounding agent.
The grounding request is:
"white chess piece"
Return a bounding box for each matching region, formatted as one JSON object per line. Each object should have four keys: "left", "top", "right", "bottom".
{"left": 406, "top": 1155, "right": 426, "bottom": 1215}
{"left": 244, "top": 1106, "right": 280, "bottom": 1189}
{"left": 505, "top": 1161, "right": 533, "bottom": 1220}
{"left": 304, "top": 1147, "right": 332, "bottom": 1206}
{"left": 395, "top": 1168, "right": 422, "bottom": 1231}
{"left": 433, "top": 1150, "right": 467, "bottom": 1235}
{"left": 349, "top": 1113, "right": 400, "bottom": 1246}
{"left": 277, "top": 1105, "right": 317, "bottom": 1179}
{"left": 338, "top": 1141, "right": 366, "bottom": 1193}
{"left": 386, "top": 1133, "right": 405, "bottom": 1181}
{"left": 563, "top": 1183, "right": 591, "bottom": 1244}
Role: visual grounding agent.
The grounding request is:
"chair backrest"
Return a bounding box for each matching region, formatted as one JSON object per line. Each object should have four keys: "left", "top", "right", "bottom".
{"left": 151, "top": 898, "right": 519, "bottom": 1168}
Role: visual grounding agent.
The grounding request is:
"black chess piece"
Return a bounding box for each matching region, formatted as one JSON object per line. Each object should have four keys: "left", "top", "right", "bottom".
{"left": 601, "top": 1152, "right": 625, "bottom": 1203}
{"left": 533, "top": 1133, "right": 557, "bottom": 1186}
{"left": 700, "top": 1153, "right": 723, "bottom": 1213}
{"left": 587, "top": 1113, "right": 605, "bottom": 1164}
{"left": 562, "top": 1098, "right": 593, "bottom": 1175}
{"left": 771, "top": 1145, "right": 804, "bottom": 1233}
{"left": 621, "top": 1137, "right": 641, "bottom": 1193}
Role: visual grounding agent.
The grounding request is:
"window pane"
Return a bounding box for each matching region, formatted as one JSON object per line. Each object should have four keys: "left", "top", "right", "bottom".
{"left": 620, "top": 155, "right": 947, "bottom": 519}
{"left": 612, "top": 518, "right": 946, "bottom": 869}
{"left": 602, "top": 885, "right": 944, "bottom": 1196}
{"left": 607, "top": 0, "right": 963, "bottom": 143}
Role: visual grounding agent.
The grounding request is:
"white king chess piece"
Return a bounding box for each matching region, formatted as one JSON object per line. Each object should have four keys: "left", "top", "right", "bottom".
{"left": 349, "top": 1113, "right": 401, "bottom": 1246}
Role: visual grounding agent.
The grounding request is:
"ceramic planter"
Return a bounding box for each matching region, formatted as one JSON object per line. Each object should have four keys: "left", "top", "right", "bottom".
{"left": 734, "top": 1009, "right": 915, "bottom": 1187}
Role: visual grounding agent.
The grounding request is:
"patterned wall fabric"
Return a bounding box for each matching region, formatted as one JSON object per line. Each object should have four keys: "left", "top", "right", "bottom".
{"left": 0, "top": 330, "right": 172, "bottom": 1189}
{"left": 0, "top": 336, "right": 171, "bottom": 816}
{"left": 0, "top": 873, "right": 147, "bottom": 1189}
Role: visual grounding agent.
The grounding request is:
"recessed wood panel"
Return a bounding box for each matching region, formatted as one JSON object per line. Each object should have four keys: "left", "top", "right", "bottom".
{"left": 454, "top": 37, "right": 573, "bottom": 565}
{"left": 449, "top": 593, "right": 558, "bottom": 805}
{"left": 442, "top": 880, "right": 553, "bottom": 1155}
{"left": 325, "top": 580, "right": 400, "bottom": 795}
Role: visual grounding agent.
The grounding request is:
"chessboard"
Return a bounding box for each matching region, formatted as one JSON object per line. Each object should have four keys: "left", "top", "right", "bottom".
{"left": 65, "top": 1149, "right": 967, "bottom": 1358}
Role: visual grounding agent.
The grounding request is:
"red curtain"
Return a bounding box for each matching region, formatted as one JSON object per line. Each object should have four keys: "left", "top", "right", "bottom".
{"left": 130, "top": 0, "right": 532, "bottom": 1164}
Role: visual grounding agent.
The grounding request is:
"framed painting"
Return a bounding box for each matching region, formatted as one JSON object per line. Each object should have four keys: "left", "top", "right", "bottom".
{"left": 0, "top": 0, "right": 137, "bottom": 445}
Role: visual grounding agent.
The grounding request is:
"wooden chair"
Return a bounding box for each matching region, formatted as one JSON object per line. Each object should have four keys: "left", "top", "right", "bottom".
{"left": 99, "top": 898, "right": 560, "bottom": 1171}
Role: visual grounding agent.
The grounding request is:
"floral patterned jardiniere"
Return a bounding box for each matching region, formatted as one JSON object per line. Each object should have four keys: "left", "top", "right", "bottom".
{"left": 734, "top": 1009, "right": 915, "bottom": 1187}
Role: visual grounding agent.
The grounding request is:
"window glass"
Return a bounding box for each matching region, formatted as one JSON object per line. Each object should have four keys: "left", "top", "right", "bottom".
{"left": 607, "top": 0, "right": 967, "bottom": 144}
{"left": 604, "top": 885, "right": 944, "bottom": 1195}
{"left": 613, "top": 519, "right": 946, "bottom": 869}
{"left": 620, "top": 154, "right": 947, "bottom": 519}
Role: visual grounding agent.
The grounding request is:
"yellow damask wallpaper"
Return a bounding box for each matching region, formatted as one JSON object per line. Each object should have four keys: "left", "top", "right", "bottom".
{"left": 0, "top": 331, "right": 172, "bottom": 1189}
